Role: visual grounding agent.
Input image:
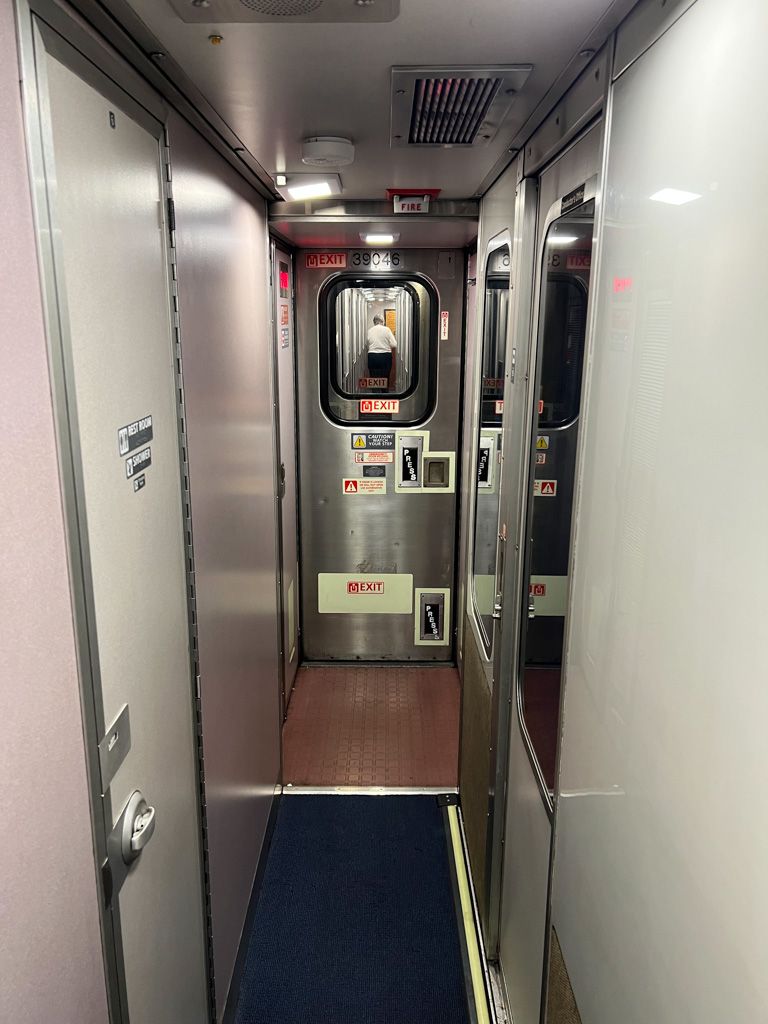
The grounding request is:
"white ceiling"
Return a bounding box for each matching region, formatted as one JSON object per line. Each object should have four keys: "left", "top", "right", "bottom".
{"left": 124, "top": 0, "right": 635, "bottom": 199}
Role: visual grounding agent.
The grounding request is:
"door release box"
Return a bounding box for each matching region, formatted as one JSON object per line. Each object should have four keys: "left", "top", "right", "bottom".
{"left": 423, "top": 455, "right": 450, "bottom": 488}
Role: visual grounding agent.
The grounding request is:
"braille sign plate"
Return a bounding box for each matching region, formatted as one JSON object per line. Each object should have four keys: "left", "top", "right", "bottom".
{"left": 118, "top": 415, "right": 152, "bottom": 456}
{"left": 305, "top": 252, "right": 347, "bottom": 269}
{"left": 126, "top": 447, "right": 151, "bottom": 478}
{"left": 351, "top": 433, "right": 395, "bottom": 450}
{"left": 360, "top": 398, "right": 400, "bottom": 413}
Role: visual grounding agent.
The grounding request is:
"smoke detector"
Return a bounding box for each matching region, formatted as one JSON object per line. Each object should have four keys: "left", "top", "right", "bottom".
{"left": 301, "top": 137, "right": 355, "bottom": 167}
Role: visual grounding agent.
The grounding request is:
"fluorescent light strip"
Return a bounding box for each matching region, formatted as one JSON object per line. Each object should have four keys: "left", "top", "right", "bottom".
{"left": 287, "top": 181, "right": 333, "bottom": 200}
{"left": 649, "top": 188, "right": 702, "bottom": 205}
{"left": 362, "top": 234, "right": 396, "bottom": 244}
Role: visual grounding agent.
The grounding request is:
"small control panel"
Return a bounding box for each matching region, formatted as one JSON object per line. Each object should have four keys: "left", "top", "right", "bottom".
{"left": 416, "top": 590, "right": 448, "bottom": 643}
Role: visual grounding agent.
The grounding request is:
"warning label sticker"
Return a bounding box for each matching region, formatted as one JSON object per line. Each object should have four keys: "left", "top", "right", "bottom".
{"left": 343, "top": 478, "right": 386, "bottom": 495}
{"left": 536, "top": 435, "right": 549, "bottom": 450}
{"left": 536, "top": 452, "right": 547, "bottom": 465}
{"left": 358, "top": 377, "right": 389, "bottom": 389}
{"left": 351, "top": 432, "right": 395, "bottom": 450}
{"left": 354, "top": 451, "right": 394, "bottom": 464}
{"left": 360, "top": 398, "right": 400, "bottom": 414}
{"left": 533, "top": 479, "right": 557, "bottom": 497}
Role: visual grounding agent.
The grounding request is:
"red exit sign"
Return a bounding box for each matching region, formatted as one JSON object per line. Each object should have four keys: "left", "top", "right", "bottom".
{"left": 347, "top": 582, "right": 384, "bottom": 594}
{"left": 306, "top": 252, "right": 347, "bottom": 269}
{"left": 360, "top": 398, "right": 400, "bottom": 413}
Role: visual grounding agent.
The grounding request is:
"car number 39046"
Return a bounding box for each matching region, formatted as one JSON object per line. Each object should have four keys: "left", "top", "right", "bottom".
{"left": 350, "top": 251, "right": 401, "bottom": 268}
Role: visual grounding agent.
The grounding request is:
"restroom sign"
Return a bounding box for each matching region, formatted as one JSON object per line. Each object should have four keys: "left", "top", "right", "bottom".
{"left": 305, "top": 252, "right": 347, "bottom": 269}
{"left": 360, "top": 398, "right": 400, "bottom": 414}
{"left": 347, "top": 581, "right": 385, "bottom": 594}
{"left": 533, "top": 479, "right": 557, "bottom": 497}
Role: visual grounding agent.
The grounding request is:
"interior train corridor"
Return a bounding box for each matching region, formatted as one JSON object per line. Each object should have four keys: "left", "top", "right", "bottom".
{"left": 4, "top": 0, "right": 768, "bottom": 1022}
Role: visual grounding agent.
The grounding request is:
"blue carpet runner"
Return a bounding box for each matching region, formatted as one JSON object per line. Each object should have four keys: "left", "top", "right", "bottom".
{"left": 234, "top": 795, "right": 471, "bottom": 1024}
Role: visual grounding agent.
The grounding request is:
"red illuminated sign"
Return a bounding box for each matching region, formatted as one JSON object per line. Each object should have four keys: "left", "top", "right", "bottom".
{"left": 306, "top": 253, "right": 347, "bottom": 269}
{"left": 280, "top": 270, "right": 290, "bottom": 290}
{"left": 614, "top": 277, "right": 633, "bottom": 293}
{"left": 529, "top": 583, "right": 547, "bottom": 597}
{"left": 347, "top": 581, "right": 385, "bottom": 594}
{"left": 360, "top": 398, "right": 400, "bottom": 413}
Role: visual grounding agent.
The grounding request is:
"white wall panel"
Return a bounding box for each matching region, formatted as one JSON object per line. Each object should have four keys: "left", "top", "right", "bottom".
{"left": 552, "top": 1, "right": 768, "bottom": 1020}
{"left": 169, "top": 111, "right": 281, "bottom": 1020}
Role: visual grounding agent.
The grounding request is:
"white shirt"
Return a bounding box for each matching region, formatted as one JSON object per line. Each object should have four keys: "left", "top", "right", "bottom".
{"left": 367, "top": 324, "right": 397, "bottom": 353}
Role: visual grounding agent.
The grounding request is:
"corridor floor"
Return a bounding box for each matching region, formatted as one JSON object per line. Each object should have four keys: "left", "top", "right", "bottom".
{"left": 282, "top": 665, "right": 460, "bottom": 787}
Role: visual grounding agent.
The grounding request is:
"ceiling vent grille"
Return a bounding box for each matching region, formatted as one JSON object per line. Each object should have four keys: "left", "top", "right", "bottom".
{"left": 410, "top": 77, "right": 501, "bottom": 146}
{"left": 239, "top": 0, "right": 324, "bottom": 14}
{"left": 168, "top": 0, "right": 398, "bottom": 22}
{"left": 391, "top": 65, "right": 533, "bottom": 148}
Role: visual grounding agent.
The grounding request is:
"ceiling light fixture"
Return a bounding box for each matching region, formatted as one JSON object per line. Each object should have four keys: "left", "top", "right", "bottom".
{"left": 361, "top": 233, "right": 400, "bottom": 244}
{"left": 275, "top": 173, "right": 287, "bottom": 186}
{"left": 287, "top": 181, "right": 334, "bottom": 200}
{"left": 649, "top": 188, "right": 702, "bottom": 205}
{"left": 548, "top": 235, "right": 579, "bottom": 245}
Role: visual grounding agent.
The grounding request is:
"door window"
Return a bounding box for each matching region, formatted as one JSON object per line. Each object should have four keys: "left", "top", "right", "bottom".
{"left": 472, "top": 243, "right": 510, "bottom": 650}
{"left": 519, "top": 202, "right": 593, "bottom": 803}
{"left": 319, "top": 276, "right": 437, "bottom": 425}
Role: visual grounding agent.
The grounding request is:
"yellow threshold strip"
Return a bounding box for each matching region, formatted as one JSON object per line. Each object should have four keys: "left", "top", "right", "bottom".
{"left": 447, "top": 805, "right": 491, "bottom": 1024}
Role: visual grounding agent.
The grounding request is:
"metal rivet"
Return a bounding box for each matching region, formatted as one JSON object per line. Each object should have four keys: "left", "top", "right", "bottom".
{"left": 150, "top": 51, "right": 166, "bottom": 60}
{"left": 396, "top": 89, "right": 405, "bottom": 95}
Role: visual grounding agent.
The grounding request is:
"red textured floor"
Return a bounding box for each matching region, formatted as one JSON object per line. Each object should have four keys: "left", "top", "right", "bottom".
{"left": 282, "top": 665, "right": 460, "bottom": 787}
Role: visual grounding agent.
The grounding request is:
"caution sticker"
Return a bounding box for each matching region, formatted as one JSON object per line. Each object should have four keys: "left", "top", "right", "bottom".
{"left": 354, "top": 451, "right": 394, "bottom": 464}
{"left": 343, "top": 478, "right": 386, "bottom": 495}
{"left": 533, "top": 479, "right": 557, "bottom": 497}
{"left": 536, "top": 452, "right": 547, "bottom": 465}
{"left": 350, "top": 432, "right": 395, "bottom": 450}
{"left": 536, "top": 435, "right": 549, "bottom": 450}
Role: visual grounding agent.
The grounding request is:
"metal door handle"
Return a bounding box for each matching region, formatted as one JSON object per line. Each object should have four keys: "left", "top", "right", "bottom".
{"left": 492, "top": 601, "right": 502, "bottom": 620}
{"left": 120, "top": 790, "right": 157, "bottom": 865}
{"left": 131, "top": 806, "right": 156, "bottom": 854}
{"left": 528, "top": 596, "right": 536, "bottom": 619}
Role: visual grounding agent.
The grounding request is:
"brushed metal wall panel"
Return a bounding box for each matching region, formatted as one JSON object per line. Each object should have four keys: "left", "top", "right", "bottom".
{"left": 296, "top": 248, "right": 465, "bottom": 661}
{"left": 169, "top": 111, "right": 281, "bottom": 1019}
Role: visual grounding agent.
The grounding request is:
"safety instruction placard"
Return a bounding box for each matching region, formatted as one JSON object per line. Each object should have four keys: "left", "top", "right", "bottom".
{"left": 343, "top": 478, "right": 386, "bottom": 495}
{"left": 351, "top": 432, "right": 395, "bottom": 450}
{"left": 533, "top": 479, "right": 557, "bottom": 497}
{"left": 360, "top": 398, "right": 400, "bottom": 414}
{"left": 355, "top": 450, "right": 394, "bottom": 464}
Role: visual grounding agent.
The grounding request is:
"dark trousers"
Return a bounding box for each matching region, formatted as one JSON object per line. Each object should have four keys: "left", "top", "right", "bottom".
{"left": 367, "top": 352, "right": 392, "bottom": 389}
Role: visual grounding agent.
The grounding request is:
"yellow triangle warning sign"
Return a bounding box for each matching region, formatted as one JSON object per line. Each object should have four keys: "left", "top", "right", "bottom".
{"left": 353, "top": 435, "right": 366, "bottom": 448}
{"left": 536, "top": 436, "right": 549, "bottom": 450}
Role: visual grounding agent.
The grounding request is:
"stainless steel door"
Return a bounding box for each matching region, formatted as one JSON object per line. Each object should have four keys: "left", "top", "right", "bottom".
{"left": 32, "top": 27, "right": 209, "bottom": 1023}
{"left": 498, "top": 125, "right": 602, "bottom": 1024}
{"left": 273, "top": 243, "right": 300, "bottom": 709}
{"left": 296, "top": 248, "right": 464, "bottom": 662}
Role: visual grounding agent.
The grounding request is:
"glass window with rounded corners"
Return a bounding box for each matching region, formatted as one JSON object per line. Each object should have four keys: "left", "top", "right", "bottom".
{"left": 319, "top": 276, "right": 437, "bottom": 426}
{"left": 472, "top": 243, "right": 510, "bottom": 651}
{"left": 518, "top": 200, "right": 594, "bottom": 808}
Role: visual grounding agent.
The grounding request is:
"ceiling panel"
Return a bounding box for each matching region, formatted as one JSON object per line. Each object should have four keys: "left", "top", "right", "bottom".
{"left": 123, "top": 0, "right": 634, "bottom": 199}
